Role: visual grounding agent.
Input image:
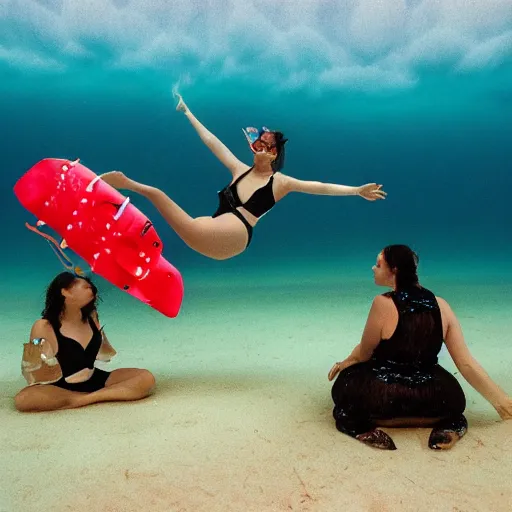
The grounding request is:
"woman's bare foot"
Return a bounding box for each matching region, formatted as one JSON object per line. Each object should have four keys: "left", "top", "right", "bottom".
{"left": 100, "top": 171, "right": 135, "bottom": 190}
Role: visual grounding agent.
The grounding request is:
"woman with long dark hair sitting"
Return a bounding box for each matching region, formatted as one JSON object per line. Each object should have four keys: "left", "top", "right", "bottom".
{"left": 15, "top": 271, "right": 155, "bottom": 412}
{"left": 328, "top": 245, "right": 512, "bottom": 450}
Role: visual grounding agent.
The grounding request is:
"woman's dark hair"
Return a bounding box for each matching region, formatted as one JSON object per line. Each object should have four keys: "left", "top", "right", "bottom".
{"left": 271, "top": 131, "right": 288, "bottom": 172}
{"left": 382, "top": 245, "right": 419, "bottom": 290}
{"left": 41, "top": 271, "right": 99, "bottom": 328}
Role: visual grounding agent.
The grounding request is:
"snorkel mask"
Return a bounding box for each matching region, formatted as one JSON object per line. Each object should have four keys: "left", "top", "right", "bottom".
{"left": 242, "top": 126, "right": 274, "bottom": 154}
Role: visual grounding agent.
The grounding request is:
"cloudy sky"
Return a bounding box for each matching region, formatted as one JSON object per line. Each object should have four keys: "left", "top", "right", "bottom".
{"left": 1, "top": 0, "right": 511, "bottom": 92}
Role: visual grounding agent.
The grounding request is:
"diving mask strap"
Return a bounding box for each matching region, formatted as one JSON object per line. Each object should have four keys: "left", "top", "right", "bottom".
{"left": 24, "top": 222, "right": 85, "bottom": 276}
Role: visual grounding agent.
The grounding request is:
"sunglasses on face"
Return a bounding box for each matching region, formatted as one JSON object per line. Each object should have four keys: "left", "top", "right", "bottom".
{"left": 252, "top": 139, "right": 276, "bottom": 152}
{"left": 242, "top": 126, "right": 277, "bottom": 154}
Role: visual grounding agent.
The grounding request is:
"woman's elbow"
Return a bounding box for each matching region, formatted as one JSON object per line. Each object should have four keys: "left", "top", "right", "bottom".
{"left": 359, "top": 348, "right": 374, "bottom": 362}
{"left": 456, "top": 358, "right": 477, "bottom": 376}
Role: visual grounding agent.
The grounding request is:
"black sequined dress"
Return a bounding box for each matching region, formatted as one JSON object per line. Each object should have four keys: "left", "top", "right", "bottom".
{"left": 331, "top": 286, "right": 466, "bottom": 436}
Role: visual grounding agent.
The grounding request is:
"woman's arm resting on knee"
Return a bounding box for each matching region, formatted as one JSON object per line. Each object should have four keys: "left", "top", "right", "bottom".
{"left": 441, "top": 298, "right": 510, "bottom": 417}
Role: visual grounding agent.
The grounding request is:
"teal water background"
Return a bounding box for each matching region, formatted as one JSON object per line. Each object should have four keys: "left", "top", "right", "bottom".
{"left": 1, "top": 1, "right": 511, "bottom": 290}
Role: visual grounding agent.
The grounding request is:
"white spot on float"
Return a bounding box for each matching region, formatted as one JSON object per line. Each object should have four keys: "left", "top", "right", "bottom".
{"left": 73, "top": 210, "right": 78, "bottom": 216}
{"left": 66, "top": 224, "right": 73, "bottom": 230}
{"left": 105, "top": 248, "right": 111, "bottom": 254}
{"left": 80, "top": 198, "right": 88, "bottom": 204}
{"left": 93, "top": 253, "right": 100, "bottom": 260}
{"left": 145, "top": 257, "right": 151, "bottom": 263}
{"left": 135, "top": 267, "right": 143, "bottom": 277}
{"left": 62, "top": 165, "right": 68, "bottom": 172}
{"left": 101, "top": 237, "right": 106, "bottom": 242}
{"left": 106, "top": 223, "right": 111, "bottom": 230}
{"left": 78, "top": 222, "right": 82, "bottom": 228}
{"left": 44, "top": 202, "right": 49, "bottom": 207}
{"left": 60, "top": 174, "right": 65, "bottom": 180}
{"left": 139, "top": 252, "right": 145, "bottom": 257}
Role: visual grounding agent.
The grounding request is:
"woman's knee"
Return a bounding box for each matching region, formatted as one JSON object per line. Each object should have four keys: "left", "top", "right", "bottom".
{"left": 14, "top": 385, "right": 75, "bottom": 412}
{"left": 117, "top": 368, "right": 155, "bottom": 391}
{"left": 138, "top": 369, "right": 156, "bottom": 392}
{"left": 14, "top": 388, "right": 39, "bottom": 412}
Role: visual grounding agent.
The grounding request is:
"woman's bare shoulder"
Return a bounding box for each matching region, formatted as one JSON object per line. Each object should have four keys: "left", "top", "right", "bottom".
{"left": 30, "top": 319, "right": 52, "bottom": 333}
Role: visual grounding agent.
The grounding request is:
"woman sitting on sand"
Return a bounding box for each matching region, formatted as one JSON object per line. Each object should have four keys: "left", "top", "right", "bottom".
{"left": 100, "top": 93, "right": 386, "bottom": 261}
{"left": 328, "top": 244, "right": 512, "bottom": 450}
{"left": 15, "top": 271, "right": 155, "bottom": 412}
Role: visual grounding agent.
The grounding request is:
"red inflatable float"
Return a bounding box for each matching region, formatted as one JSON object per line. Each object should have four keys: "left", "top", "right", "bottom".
{"left": 14, "top": 158, "right": 184, "bottom": 318}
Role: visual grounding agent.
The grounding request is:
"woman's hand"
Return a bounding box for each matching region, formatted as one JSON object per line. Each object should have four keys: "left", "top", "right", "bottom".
{"left": 22, "top": 338, "right": 62, "bottom": 385}
{"left": 357, "top": 183, "right": 387, "bottom": 201}
{"left": 22, "top": 342, "right": 44, "bottom": 372}
{"left": 328, "top": 358, "right": 357, "bottom": 381}
{"left": 494, "top": 397, "right": 512, "bottom": 420}
{"left": 175, "top": 93, "right": 189, "bottom": 114}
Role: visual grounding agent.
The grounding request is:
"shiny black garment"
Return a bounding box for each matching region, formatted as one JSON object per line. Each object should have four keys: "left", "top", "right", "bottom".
{"left": 331, "top": 286, "right": 466, "bottom": 437}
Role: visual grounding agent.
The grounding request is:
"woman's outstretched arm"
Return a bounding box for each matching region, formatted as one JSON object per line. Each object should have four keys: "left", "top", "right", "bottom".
{"left": 440, "top": 297, "right": 511, "bottom": 419}
{"left": 280, "top": 175, "right": 386, "bottom": 201}
{"left": 176, "top": 93, "right": 247, "bottom": 177}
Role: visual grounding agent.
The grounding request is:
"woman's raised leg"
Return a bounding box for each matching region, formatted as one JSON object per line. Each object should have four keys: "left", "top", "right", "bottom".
{"left": 100, "top": 172, "right": 248, "bottom": 260}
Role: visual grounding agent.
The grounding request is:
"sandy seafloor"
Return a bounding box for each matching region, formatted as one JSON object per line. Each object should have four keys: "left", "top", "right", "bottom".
{"left": 0, "top": 260, "right": 511, "bottom": 512}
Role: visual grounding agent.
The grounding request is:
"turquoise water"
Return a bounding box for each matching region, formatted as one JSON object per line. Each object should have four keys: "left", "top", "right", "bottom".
{"left": 1, "top": 0, "right": 511, "bottom": 303}
{"left": 2, "top": 6, "right": 512, "bottom": 511}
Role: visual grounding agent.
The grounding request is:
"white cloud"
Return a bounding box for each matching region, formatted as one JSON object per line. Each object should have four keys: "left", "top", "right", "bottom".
{"left": 457, "top": 30, "right": 512, "bottom": 71}
{"left": 318, "top": 64, "right": 416, "bottom": 91}
{"left": 387, "top": 27, "right": 471, "bottom": 69}
{"left": 0, "top": 0, "right": 511, "bottom": 91}
{"left": 0, "top": 45, "right": 64, "bottom": 70}
{"left": 348, "top": 0, "right": 407, "bottom": 56}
